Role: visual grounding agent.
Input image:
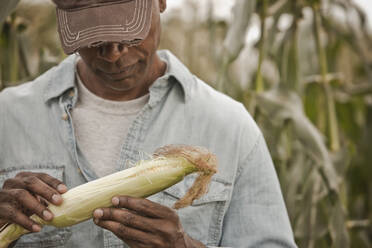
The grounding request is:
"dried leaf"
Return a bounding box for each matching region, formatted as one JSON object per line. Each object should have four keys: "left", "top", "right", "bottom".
{"left": 256, "top": 89, "right": 340, "bottom": 193}
{"left": 329, "top": 202, "right": 350, "bottom": 248}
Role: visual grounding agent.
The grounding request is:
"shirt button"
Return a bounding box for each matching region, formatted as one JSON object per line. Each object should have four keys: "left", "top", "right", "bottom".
{"left": 69, "top": 90, "right": 75, "bottom": 97}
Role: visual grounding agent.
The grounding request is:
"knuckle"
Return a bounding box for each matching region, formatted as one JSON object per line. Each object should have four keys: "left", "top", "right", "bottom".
{"left": 0, "top": 204, "right": 11, "bottom": 218}
{"left": 161, "top": 224, "right": 174, "bottom": 236}
{"left": 12, "top": 189, "right": 28, "bottom": 199}
{"left": 52, "top": 178, "right": 62, "bottom": 186}
{"left": 167, "top": 229, "right": 184, "bottom": 244}
{"left": 37, "top": 173, "right": 60, "bottom": 185}
{"left": 8, "top": 212, "right": 17, "bottom": 222}
{"left": 6, "top": 206, "right": 18, "bottom": 222}
{"left": 38, "top": 196, "right": 49, "bottom": 207}
{"left": 174, "top": 229, "right": 184, "bottom": 240}
{"left": 2, "top": 178, "right": 17, "bottom": 189}
{"left": 137, "top": 205, "right": 146, "bottom": 213}
{"left": 117, "top": 223, "right": 129, "bottom": 236}
{"left": 108, "top": 208, "right": 115, "bottom": 219}
{"left": 35, "top": 173, "right": 48, "bottom": 182}
{"left": 30, "top": 200, "right": 44, "bottom": 213}
{"left": 36, "top": 172, "right": 48, "bottom": 178}
{"left": 141, "top": 198, "right": 152, "bottom": 207}
{"left": 23, "top": 176, "right": 38, "bottom": 186}
{"left": 0, "top": 192, "right": 17, "bottom": 207}
{"left": 123, "top": 213, "right": 135, "bottom": 225}
{"left": 137, "top": 200, "right": 149, "bottom": 212}
{"left": 42, "top": 188, "right": 55, "bottom": 198}
{"left": 165, "top": 208, "right": 177, "bottom": 220}
{"left": 114, "top": 196, "right": 126, "bottom": 207}
{"left": 15, "top": 172, "right": 29, "bottom": 178}
{"left": 123, "top": 196, "right": 132, "bottom": 206}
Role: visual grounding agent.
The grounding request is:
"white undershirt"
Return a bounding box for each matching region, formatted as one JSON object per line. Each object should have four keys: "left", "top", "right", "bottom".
{"left": 72, "top": 71, "right": 149, "bottom": 177}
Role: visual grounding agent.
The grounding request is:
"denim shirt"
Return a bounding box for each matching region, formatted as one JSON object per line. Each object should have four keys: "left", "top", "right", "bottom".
{"left": 0, "top": 50, "right": 297, "bottom": 248}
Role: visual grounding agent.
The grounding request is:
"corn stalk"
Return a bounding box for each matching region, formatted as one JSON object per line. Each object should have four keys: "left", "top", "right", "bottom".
{"left": 312, "top": 5, "right": 340, "bottom": 152}
{"left": 8, "top": 15, "right": 20, "bottom": 84}
{"left": 286, "top": 1, "right": 301, "bottom": 92}
{"left": 216, "top": 0, "right": 256, "bottom": 92}
{"left": 255, "top": 0, "right": 267, "bottom": 93}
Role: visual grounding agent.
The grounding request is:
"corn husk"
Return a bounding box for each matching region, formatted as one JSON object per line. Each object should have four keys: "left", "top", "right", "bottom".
{"left": 0, "top": 145, "right": 217, "bottom": 248}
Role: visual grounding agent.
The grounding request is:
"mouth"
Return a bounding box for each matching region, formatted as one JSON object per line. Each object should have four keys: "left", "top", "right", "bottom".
{"left": 108, "top": 64, "right": 136, "bottom": 74}
{"left": 100, "top": 63, "right": 137, "bottom": 78}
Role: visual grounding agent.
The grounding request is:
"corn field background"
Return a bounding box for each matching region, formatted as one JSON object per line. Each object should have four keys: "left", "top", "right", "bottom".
{"left": 1, "top": 0, "right": 371, "bottom": 247}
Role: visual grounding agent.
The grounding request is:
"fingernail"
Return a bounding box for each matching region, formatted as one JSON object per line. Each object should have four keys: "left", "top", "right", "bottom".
{"left": 57, "top": 184, "right": 68, "bottom": 193}
{"left": 94, "top": 218, "right": 99, "bottom": 224}
{"left": 42, "top": 210, "right": 53, "bottom": 221}
{"left": 52, "top": 194, "right": 62, "bottom": 204}
{"left": 112, "top": 197, "right": 119, "bottom": 206}
{"left": 94, "top": 209, "right": 103, "bottom": 218}
{"left": 32, "top": 224, "right": 41, "bottom": 232}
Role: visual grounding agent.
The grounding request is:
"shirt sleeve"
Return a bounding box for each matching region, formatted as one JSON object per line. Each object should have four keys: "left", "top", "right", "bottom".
{"left": 218, "top": 134, "right": 297, "bottom": 247}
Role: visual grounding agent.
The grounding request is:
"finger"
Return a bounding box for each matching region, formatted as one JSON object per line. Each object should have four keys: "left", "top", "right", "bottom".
{"left": 0, "top": 219, "right": 8, "bottom": 229}
{"left": 0, "top": 204, "right": 41, "bottom": 232}
{"left": 94, "top": 208, "right": 156, "bottom": 233}
{"left": 36, "top": 195, "right": 49, "bottom": 207}
{"left": 2, "top": 178, "right": 25, "bottom": 190}
{"left": 19, "top": 175, "right": 63, "bottom": 205}
{"left": 94, "top": 219, "right": 161, "bottom": 246}
{"left": 8, "top": 189, "right": 54, "bottom": 222}
{"left": 112, "top": 196, "right": 176, "bottom": 219}
{"left": 15, "top": 172, "right": 67, "bottom": 194}
{"left": 35, "top": 173, "right": 68, "bottom": 194}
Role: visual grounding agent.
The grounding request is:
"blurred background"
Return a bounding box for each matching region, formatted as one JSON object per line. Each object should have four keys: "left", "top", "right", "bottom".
{"left": 0, "top": 0, "right": 371, "bottom": 247}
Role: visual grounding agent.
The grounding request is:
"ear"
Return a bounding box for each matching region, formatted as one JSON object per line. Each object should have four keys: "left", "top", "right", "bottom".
{"left": 158, "top": 0, "right": 166, "bottom": 13}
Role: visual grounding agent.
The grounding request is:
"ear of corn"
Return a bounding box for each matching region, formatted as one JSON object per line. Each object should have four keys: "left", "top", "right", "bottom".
{"left": 0, "top": 145, "right": 217, "bottom": 248}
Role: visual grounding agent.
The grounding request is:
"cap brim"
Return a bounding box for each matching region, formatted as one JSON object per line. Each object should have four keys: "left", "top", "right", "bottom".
{"left": 56, "top": 0, "right": 152, "bottom": 54}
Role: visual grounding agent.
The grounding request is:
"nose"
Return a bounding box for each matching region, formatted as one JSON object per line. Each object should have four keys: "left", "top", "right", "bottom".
{"left": 97, "top": 42, "right": 128, "bottom": 62}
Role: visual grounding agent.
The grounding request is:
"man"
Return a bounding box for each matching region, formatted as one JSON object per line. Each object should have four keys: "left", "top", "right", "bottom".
{"left": 0, "top": 0, "right": 297, "bottom": 247}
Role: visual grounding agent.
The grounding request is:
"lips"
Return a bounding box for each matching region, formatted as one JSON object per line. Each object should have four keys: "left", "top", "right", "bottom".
{"left": 98, "top": 63, "right": 138, "bottom": 80}
{"left": 104, "top": 63, "right": 137, "bottom": 75}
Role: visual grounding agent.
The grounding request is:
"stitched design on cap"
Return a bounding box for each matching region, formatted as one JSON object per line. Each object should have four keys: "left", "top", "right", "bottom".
{"left": 54, "top": 0, "right": 134, "bottom": 11}
{"left": 58, "top": 0, "right": 149, "bottom": 48}
{"left": 60, "top": 0, "right": 146, "bottom": 42}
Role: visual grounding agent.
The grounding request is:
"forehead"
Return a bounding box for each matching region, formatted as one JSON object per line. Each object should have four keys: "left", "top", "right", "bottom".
{"left": 53, "top": 0, "right": 134, "bottom": 10}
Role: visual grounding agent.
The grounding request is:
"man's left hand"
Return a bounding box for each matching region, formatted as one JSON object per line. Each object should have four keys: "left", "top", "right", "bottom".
{"left": 93, "top": 196, "right": 206, "bottom": 248}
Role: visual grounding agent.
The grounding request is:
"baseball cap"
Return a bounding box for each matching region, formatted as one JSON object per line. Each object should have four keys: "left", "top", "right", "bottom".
{"left": 52, "top": 0, "right": 153, "bottom": 54}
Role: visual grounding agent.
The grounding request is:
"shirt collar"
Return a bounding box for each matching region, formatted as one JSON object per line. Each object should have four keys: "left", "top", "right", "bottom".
{"left": 44, "top": 50, "right": 194, "bottom": 103}
{"left": 43, "top": 54, "right": 78, "bottom": 103}
{"left": 157, "top": 50, "right": 193, "bottom": 101}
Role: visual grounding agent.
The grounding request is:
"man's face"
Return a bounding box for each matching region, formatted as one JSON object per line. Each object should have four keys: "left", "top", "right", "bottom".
{"left": 77, "top": 0, "right": 166, "bottom": 99}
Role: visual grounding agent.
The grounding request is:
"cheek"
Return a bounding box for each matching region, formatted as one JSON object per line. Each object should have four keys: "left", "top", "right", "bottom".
{"left": 80, "top": 54, "right": 94, "bottom": 67}
{"left": 138, "top": 30, "right": 159, "bottom": 59}
{"left": 79, "top": 49, "right": 99, "bottom": 65}
{"left": 134, "top": 43, "right": 155, "bottom": 69}
{"left": 136, "top": 61, "right": 148, "bottom": 75}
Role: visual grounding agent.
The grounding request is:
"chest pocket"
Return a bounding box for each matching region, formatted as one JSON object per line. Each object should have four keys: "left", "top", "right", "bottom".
{"left": 0, "top": 166, "right": 72, "bottom": 248}
{"left": 162, "top": 174, "right": 232, "bottom": 246}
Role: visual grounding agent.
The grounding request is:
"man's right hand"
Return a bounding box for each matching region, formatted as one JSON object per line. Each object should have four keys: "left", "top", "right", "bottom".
{"left": 0, "top": 172, "right": 68, "bottom": 232}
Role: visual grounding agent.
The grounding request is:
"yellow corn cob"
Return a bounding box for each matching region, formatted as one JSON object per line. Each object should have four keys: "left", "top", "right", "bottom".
{"left": 0, "top": 145, "right": 217, "bottom": 248}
